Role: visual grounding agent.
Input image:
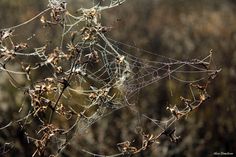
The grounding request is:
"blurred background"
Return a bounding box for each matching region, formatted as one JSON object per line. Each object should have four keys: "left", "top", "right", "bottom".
{"left": 0, "top": 0, "right": 235, "bottom": 156}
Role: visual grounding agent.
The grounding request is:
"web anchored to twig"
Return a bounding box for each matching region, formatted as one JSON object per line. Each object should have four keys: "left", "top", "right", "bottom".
{"left": 0, "top": 0, "right": 220, "bottom": 156}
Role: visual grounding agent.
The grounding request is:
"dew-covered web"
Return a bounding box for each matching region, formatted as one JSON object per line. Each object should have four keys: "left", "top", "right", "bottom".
{"left": 0, "top": 0, "right": 220, "bottom": 156}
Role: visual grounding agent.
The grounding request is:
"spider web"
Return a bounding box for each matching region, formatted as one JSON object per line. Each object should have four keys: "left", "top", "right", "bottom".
{"left": 0, "top": 0, "right": 220, "bottom": 156}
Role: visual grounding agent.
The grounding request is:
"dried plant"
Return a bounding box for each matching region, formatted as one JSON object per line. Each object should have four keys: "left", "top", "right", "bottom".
{"left": 0, "top": 0, "right": 220, "bottom": 156}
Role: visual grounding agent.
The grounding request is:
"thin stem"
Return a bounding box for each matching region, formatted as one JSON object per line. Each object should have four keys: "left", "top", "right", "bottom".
{"left": 1, "top": 8, "right": 51, "bottom": 30}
